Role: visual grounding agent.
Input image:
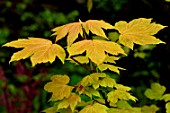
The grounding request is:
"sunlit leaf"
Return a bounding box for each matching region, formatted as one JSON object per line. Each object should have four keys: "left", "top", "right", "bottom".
{"left": 98, "top": 64, "right": 125, "bottom": 74}
{"left": 166, "top": 102, "right": 170, "bottom": 113}
{"left": 82, "top": 20, "right": 114, "bottom": 39}
{"left": 57, "top": 93, "right": 81, "bottom": 112}
{"left": 104, "top": 55, "right": 120, "bottom": 63}
{"left": 44, "top": 75, "right": 74, "bottom": 101}
{"left": 79, "top": 103, "right": 108, "bottom": 113}
{"left": 114, "top": 18, "right": 166, "bottom": 49}
{"left": 68, "top": 40, "right": 125, "bottom": 65}
{"left": 42, "top": 107, "right": 56, "bottom": 113}
{"left": 69, "top": 56, "right": 89, "bottom": 64}
{"left": 52, "top": 20, "right": 114, "bottom": 45}
{"left": 3, "top": 38, "right": 66, "bottom": 66}
{"left": 141, "top": 105, "right": 159, "bottom": 113}
{"left": 144, "top": 82, "right": 166, "bottom": 100}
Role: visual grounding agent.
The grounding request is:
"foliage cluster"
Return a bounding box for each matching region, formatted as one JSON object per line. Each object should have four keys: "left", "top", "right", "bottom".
{"left": 1, "top": 0, "right": 170, "bottom": 113}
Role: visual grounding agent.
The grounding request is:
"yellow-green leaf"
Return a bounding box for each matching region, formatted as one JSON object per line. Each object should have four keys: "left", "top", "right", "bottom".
{"left": 87, "top": 0, "right": 93, "bottom": 12}
{"left": 44, "top": 75, "right": 74, "bottom": 101}
{"left": 107, "top": 84, "right": 137, "bottom": 103}
{"left": 68, "top": 40, "right": 125, "bottom": 65}
{"left": 2, "top": 38, "right": 66, "bottom": 66}
{"left": 79, "top": 103, "right": 108, "bottom": 113}
{"left": 42, "top": 107, "right": 56, "bottom": 113}
{"left": 144, "top": 82, "right": 166, "bottom": 100}
{"left": 104, "top": 55, "right": 120, "bottom": 63}
{"left": 141, "top": 105, "right": 159, "bottom": 113}
{"left": 98, "top": 64, "right": 125, "bottom": 74}
{"left": 52, "top": 20, "right": 114, "bottom": 46}
{"left": 84, "top": 87, "right": 101, "bottom": 98}
{"left": 166, "top": 102, "right": 170, "bottom": 113}
{"left": 81, "top": 73, "right": 106, "bottom": 87}
{"left": 163, "top": 94, "right": 170, "bottom": 102}
{"left": 99, "top": 76, "right": 116, "bottom": 88}
{"left": 68, "top": 56, "right": 89, "bottom": 64}
{"left": 114, "top": 18, "right": 166, "bottom": 49}
{"left": 57, "top": 93, "right": 81, "bottom": 112}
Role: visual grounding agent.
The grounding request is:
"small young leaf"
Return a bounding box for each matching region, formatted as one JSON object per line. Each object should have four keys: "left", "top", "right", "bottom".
{"left": 144, "top": 82, "right": 166, "bottom": 100}
{"left": 79, "top": 103, "right": 108, "bottom": 113}
{"left": 104, "top": 55, "right": 120, "bottom": 64}
{"left": 83, "top": 87, "right": 101, "bottom": 98}
{"left": 44, "top": 75, "right": 74, "bottom": 101}
{"left": 99, "top": 76, "right": 116, "bottom": 88}
{"left": 166, "top": 102, "right": 170, "bottom": 113}
{"left": 114, "top": 18, "right": 166, "bottom": 49}
{"left": 98, "top": 64, "right": 125, "bottom": 74}
{"left": 87, "top": 0, "right": 93, "bottom": 12}
{"left": 68, "top": 40, "right": 125, "bottom": 65}
{"left": 57, "top": 93, "right": 81, "bottom": 112}
{"left": 141, "top": 105, "right": 159, "bottom": 113}
{"left": 2, "top": 38, "right": 66, "bottom": 66}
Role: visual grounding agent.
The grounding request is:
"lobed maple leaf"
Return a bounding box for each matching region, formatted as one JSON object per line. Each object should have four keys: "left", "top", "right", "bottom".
{"left": 83, "top": 87, "right": 101, "bottom": 98}
{"left": 114, "top": 18, "right": 166, "bottom": 49}
{"left": 68, "top": 39, "right": 125, "bottom": 65}
{"left": 52, "top": 20, "right": 114, "bottom": 46}
{"left": 99, "top": 76, "right": 116, "bottom": 88}
{"left": 57, "top": 93, "right": 81, "bottom": 112}
{"left": 144, "top": 82, "right": 166, "bottom": 100}
{"left": 107, "top": 84, "right": 137, "bottom": 103}
{"left": 44, "top": 75, "right": 74, "bottom": 101}
{"left": 2, "top": 38, "right": 66, "bottom": 66}
{"left": 79, "top": 103, "right": 108, "bottom": 113}
{"left": 166, "top": 102, "right": 170, "bottom": 113}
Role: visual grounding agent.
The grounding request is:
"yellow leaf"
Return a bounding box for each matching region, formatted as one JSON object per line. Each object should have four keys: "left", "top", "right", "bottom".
{"left": 52, "top": 20, "right": 114, "bottom": 46}
{"left": 3, "top": 38, "right": 66, "bottom": 66}
{"left": 104, "top": 55, "right": 120, "bottom": 63}
{"left": 114, "top": 18, "right": 166, "bottom": 49}
{"left": 82, "top": 20, "right": 114, "bottom": 39}
{"left": 98, "top": 64, "right": 125, "bottom": 74}
{"left": 68, "top": 40, "right": 125, "bottom": 65}
{"left": 52, "top": 22, "right": 83, "bottom": 46}
{"left": 141, "top": 105, "right": 159, "bottom": 113}
{"left": 44, "top": 75, "right": 74, "bottom": 101}
{"left": 57, "top": 93, "right": 81, "bottom": 112}
{"left": 79, "top": 103, "right": 108, "bottom": 113}
{"left": 68, "top": 56, "right": 89, "bottom": 64}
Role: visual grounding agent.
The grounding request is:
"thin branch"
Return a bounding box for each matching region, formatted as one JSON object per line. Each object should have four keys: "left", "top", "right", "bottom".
{"left": 70, "top": 56, "right": 91, "bottom": 71}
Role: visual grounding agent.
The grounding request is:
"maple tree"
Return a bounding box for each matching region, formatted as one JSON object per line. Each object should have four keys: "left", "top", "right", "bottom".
{"left": 2, "top": 2, "right": 169, "bottom": 112}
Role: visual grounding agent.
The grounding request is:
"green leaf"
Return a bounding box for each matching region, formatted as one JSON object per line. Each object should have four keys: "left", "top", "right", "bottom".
{"left": 2, "top": 38, "right": 66, "bottom": 66}
{"left": 57, "top": 93, "right": 81, "bottom": 112}
{"left": 44, "top": 75, "right": 74, "bottom": 101}
{"left": 79, "top": 103, "right": 108, "bottom": 113}
{"left": 144, "top": 82, "right": 166, "bottom": 100}
{"left": 166, "top": 102, "right": 170, "bottom": 113}
{"left": 114, "top": 18, "right": 166, "bottom": 49}
{"left": 141, "top": 105, "right": 159, "bottom": 113}
{"left": 68, "top": 40, "right": 125, "bottom": 65}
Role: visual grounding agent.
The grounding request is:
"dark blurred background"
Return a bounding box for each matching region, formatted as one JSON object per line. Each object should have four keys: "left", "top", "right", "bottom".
{"left": 0, "top": 0, "right": 170, "bottom": 113}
